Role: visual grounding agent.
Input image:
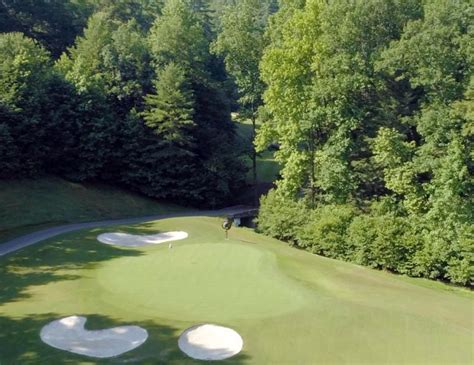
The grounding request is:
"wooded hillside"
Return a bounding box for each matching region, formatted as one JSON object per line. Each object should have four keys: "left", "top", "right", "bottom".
{"left": 256, "top": 0, "right": 473, "bottom": 286}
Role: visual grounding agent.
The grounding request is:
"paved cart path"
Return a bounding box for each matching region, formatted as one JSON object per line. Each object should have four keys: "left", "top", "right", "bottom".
{"left": 0, "top": 207, "right": 254, "bottom": 257}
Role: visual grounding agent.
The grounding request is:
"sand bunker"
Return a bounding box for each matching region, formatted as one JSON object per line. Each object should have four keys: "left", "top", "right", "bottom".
{"left": 97, "top": 231, "right": 188, "bottom": 247}
{"left": 40, "top": 316, "right": 148, "bottom": 358}
{"left": 178, "top": 324, "right": 243, "bottom": 361}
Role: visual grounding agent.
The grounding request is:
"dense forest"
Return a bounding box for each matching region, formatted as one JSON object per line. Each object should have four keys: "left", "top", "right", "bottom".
{"left": 0, "top": 0, "right": 472, "bottom": 286}
{"left": 0, "top": 0, "right": 248, "bottom": 207}
{"left": 256, "top": 0, "right": 473, "bottom": 286}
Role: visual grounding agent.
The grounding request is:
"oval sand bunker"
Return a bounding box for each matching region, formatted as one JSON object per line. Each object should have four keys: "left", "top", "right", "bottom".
{"left": 179, "top": 324, "right": 243, "bottom": 361}
{"left": 40, "top": 316, "right": 148, "bottom": 358}
{"left": 97, "top": 231, "right": 188, "bottom": 247}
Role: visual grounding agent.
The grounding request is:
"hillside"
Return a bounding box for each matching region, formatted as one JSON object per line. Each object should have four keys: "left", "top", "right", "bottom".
{"left": 0, "top": 176, "right": 184, "bottom": 243}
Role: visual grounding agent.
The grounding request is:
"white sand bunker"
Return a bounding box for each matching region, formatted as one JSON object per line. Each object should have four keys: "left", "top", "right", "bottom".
{"left": 178, "top": 324, "right": 243, "bottom": 361}
{"left": 97, "top": 231, "right": 188, "bottom": 247}
{"left": 40, "top": 316, "right": 148, "bottom": 358}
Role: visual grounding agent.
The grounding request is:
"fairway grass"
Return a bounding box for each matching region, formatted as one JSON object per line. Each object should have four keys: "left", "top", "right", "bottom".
{"left": 0, "top": 217, "right": 472, "bottom": 364}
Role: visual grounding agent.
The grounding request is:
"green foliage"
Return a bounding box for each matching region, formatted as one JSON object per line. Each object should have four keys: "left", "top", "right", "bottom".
{"left": 0, "top": 113, "right": 20, "bottom": 177}
{"left": 212, "top": 0, "right": 276, "bottom": 204}
{"left": 0, "top": 33, "right": 52, "bottom": 175}
{"left": 148, "top": 0, "right": 209, "bottom": 75}
{"left": 445, "top": 227, "right": 473, "bottom": 285}
{"left": 373, "top": 0, "right": 473, "bottom": 222}
{"left": 259, "top": 0, "right": 422, "bottom": 202}
{"left": 0, "top": 32, "right": 51, "bottom": 109}
{"left": 57, "top": 12, "right": 152, "bottom": 108}
{"left": 0, "top": 32, "right": 115, "bottom": 181}
{"left": 0, "top": 0, "right": 94, "bottom": 57}
{"left": 1, "top": 0, "right": 471, "bottom": 285}
{"left": 258, "top": 0, "right": 473, "bottom": 286}
{"left": 257, "top": 189, "right": 309, "bottom": 242}
{"left": 97, "top": 0, "right": 163, "bottom": 30}
{"left": 141, "top": 0, "right": 247, "bottom": 206}
{"left": 212, "top": 0, "right": 272, "bottom": 110}
{"left": 297, "top": 204, "right": 357, "bottom": 260}
{"left": 142, "top": 63, "right": 195, "bottom": 147}
{"left": 0, "top": 0, "right": 245, "bottom": 208}
{"left": 348, "top": 213, "right": 419, "bottom": 274}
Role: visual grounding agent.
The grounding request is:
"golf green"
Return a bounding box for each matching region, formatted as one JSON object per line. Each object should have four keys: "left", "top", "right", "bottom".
{"left": 97, "top": 243, "right": 308, "bottom": 321}
{"left": 0, "top": 216, "right": 472, "bottom": 364}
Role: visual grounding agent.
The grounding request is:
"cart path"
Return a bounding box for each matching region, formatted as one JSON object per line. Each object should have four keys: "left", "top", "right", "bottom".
{"left": 0, "top": 207, "right": 254, "bottom": 257}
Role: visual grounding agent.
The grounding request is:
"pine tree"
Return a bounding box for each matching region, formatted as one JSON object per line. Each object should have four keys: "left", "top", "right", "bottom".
{"left": 142, "top": 63, "right": 196, "bottom": 149}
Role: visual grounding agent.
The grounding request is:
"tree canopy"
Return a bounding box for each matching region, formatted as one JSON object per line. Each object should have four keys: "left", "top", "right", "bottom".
{"left": 257, "top": 0, "right": 473, "bottom": 286}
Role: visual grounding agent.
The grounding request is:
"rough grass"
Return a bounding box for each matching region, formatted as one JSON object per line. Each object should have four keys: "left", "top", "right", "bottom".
{"left": 0, "top": 216, "right": 472, "bottom": 364}
{"left": 0, "top": 176, "right": 183, "bottom": 243}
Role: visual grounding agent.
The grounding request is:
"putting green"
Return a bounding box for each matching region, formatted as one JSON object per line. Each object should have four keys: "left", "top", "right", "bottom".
{"left": 96, "top": 243, "right": 308, "bottom": 321}
{"left": 0, "top": 217, "right": 472, "bottom": 364}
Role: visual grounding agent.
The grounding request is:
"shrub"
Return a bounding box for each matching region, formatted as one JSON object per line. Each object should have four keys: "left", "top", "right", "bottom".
{"left": 296, "top": 204, "right": 358, "bottom": 260}
{"left": 446, "top": 227, "right": 473, "bottom": 286}
{"left": 256, "top": 189, "right": 309, "bottom": 243}
{"left": 348, "top": 213, "right": 420, "bottom": 274}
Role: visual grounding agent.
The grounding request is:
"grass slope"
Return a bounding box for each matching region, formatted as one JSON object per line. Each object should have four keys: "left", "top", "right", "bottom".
{"left": 0, "top": 217, "right": 472, "bottom": 364}
{"left": 0, "top": 176, "right": 183, "bottom": 243}
{"left": 234, "top": 118, "right": 280, "bottom": 184}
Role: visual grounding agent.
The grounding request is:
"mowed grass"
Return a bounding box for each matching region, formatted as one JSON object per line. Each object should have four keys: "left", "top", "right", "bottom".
{"left": 0, "top": 216, "right": 472, "bottom": 364}
{"left": 0, "top": 176, "right": 184, "bottom": 243}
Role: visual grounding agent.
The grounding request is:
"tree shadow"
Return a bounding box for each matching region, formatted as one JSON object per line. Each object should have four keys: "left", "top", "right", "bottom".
{"left": 0, "top": 216, "right": 217, "bottom": 306}
{"left": 0, "top": 314, "right": 251, "bottom": 364}
{"left": 96, "top": 224, "right": 168, "bottom": 236}
{"left": 0, "top": 230, "right": 143, "bottom": 304}
{"left": 0, "top": 222, "right": 252, "bottom": 363}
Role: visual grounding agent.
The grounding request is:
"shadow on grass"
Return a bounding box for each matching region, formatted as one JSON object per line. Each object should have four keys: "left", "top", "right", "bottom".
{"left": 0, "top": 314, "right": 251, "bottom": 365}
{"left": 0, "top": 223, "right": 252, "bottom": 363}
{"left": 99, "top": 224, "right": 167, "bottom": 236}
{"left": 0, "top": 231, "right": 144, "bottom": 304}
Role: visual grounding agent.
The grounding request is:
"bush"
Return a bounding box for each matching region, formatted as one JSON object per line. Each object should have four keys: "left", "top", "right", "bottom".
{"left": 446, "top": 227, "right": 473, "bottom": 286}
{"left": 447, "top": 257, "right": 472, "bottom": 286}
{"left": 296, "top": 204, "right": 357, "bottom": 260}
{"left": 348, "top": 211, "right": 420, "bottom": 274}
{"left": 256, "top": 189, "right": 309, "bottom": 243}
{"left": 414, "top": 224, "right": 473, "bottom": 286}
{"left": 258, "top": 190, "right": 471, "bottom": 287}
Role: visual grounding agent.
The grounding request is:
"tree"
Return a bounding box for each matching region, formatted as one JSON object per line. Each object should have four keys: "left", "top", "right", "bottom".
{"left": 258, "top": 0, "right": 421, "bottom": 204}
{"left": 145, "top": 0, "right": 246, "bottom": 206}
{"left": 257, "top": 0, "right": 322, "bottom": 203}
{"left": 148, "top": 0, "right": 209, "bottom": 76}
{"left": 55, "top": 11, "right": 154, "bottom": 180}
{"left": 96, "top": 0, "right": 163, "bottom": 30}
{"left": 212, "top": 0, "right": 275, "bottom": 205}
{"left": 373, "top": 0, "right": 473, "bottom": 283}
{"left": 0, "top": 103, "right": 21, "bottom": 177}
{"left": 0, "top": 0, "right": 95, "bottom": 57}
{"left": 142, "top": 63, "right": 196, "bottom": 148}
{"left": 0, "top": 32, "right": 52, "bottom": 175}
{"left": 57, "top": 11, "right": 152, "bottom": 111}
{"left": 256, "top": 0, "right": 473, "bottom": 285}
